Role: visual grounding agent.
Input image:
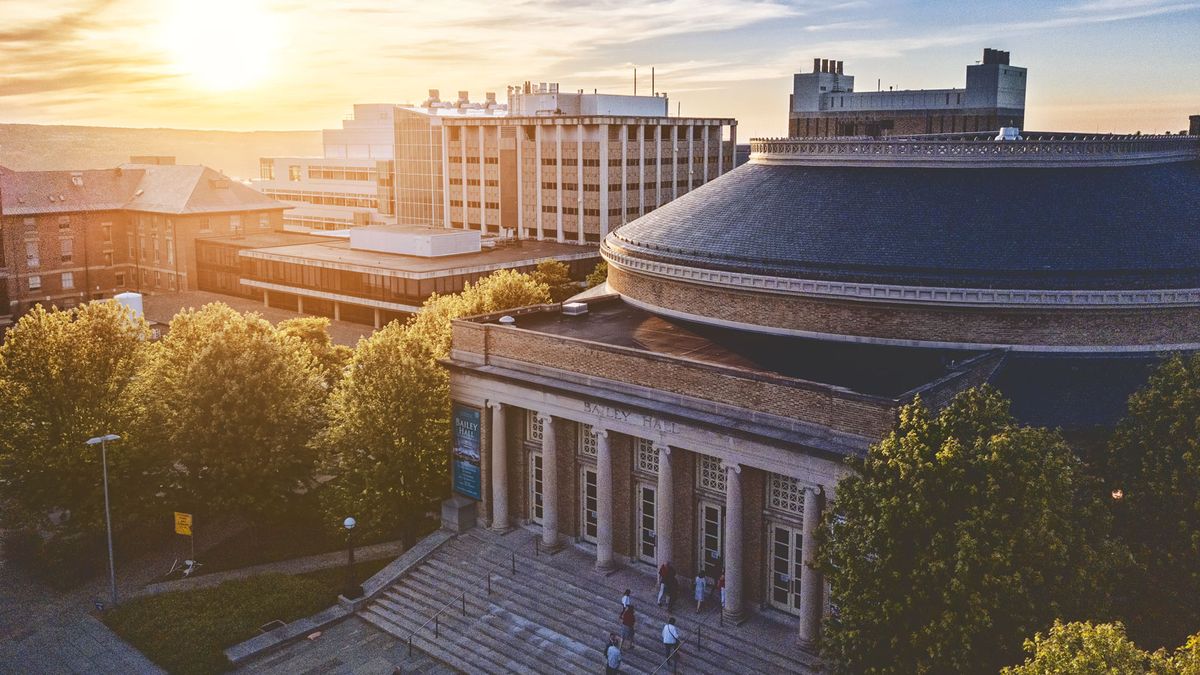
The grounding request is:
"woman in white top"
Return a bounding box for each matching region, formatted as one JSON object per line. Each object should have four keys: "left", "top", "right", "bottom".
{"left": 694, "top": 573, "right": 705, "bottom": 611}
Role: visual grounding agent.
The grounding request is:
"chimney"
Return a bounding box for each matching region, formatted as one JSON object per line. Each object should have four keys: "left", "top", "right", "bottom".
{"left": 812, "top": 57, "right": 820, "bottom": 73}
{"left": 1190, "top": 115, "right": 1200, "bottom": 136}
{"left": 836, "top": 61, "right": 844, "bottom": 75}
{"left": 820, "top": 58, "right": 829, "bottom": 73}
{"left": 428, "top": 89, "right": 440, "bottom": 102}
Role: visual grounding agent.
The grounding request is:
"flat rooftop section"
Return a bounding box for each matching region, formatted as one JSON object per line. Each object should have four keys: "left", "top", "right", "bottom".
{"left": 202, "top": 231, "right": 331, "bottom": 248}
{"left": 500, "top": 296, "right": 981, "bottom": 398}
{"left": 142, "top": 291, "right": 373, "bottom": 346}
{"left": 240, "top": 238, "right": 599, "bottom": 278}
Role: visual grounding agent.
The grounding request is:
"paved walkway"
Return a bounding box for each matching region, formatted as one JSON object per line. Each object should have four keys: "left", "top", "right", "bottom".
{"left": 233, "top": 615, "right": 453, "bottom": 675}
{"left": 135, "top": 539, "right": 405, "bottom": 598}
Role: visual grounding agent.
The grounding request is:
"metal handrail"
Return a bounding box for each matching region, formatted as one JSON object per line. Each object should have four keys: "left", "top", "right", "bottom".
{"left": 649, "top": 604, "right": 725, "bottom": 675}
{"left": 404, "top": 550, "right": 517, "bottom": 657}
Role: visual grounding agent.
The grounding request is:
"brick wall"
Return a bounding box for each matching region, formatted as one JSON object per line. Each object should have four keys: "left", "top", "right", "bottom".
{"left": 477, "top": 326, "right": 896, "bottom": 439}
{"left": 743, "top": 467, "right": 767, "bottom": 606}
{"left": 610, "top": 263, "right": 1200, "bottom": 349}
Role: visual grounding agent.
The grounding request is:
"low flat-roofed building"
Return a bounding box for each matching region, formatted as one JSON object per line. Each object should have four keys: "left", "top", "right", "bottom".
{"left": 196, "top": 224, "right": 600, "bottom": 327}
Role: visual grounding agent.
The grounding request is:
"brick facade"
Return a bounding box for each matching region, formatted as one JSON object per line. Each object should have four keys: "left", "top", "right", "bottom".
{"left": 609, "top": 263, "right": 1200, "bottom": 350}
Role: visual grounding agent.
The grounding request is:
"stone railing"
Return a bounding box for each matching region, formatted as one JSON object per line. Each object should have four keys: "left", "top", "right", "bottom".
{"left": 748, "top": 134, "right": 1200, "bottom": 168}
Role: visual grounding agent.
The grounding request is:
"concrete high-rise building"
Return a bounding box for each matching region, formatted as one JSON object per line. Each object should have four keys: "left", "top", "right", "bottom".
{"left": 256, "top": 85, "right": 738, "bottom": 244}
{"left": 789, "top": 48, "right": 1027, "bottom": 137}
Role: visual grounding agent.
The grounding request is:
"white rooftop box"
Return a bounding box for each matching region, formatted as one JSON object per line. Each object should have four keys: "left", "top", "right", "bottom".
{"left": 349, "top": 225, "right": 481, "bottom": 257}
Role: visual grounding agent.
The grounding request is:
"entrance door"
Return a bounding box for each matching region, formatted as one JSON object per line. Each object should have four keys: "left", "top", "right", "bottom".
{"left": 529, "top": 453, "right": 543, "bottom": 523}
{"left": 637, "top": 483, "right": 657, "bottom": 564}
{"left": 697, "top": 502, "right": 725, "bottom": 578}
{"left": 768, "top": 523, "right": 804, "bottom": 615}
{"left": 580, "top": 467, "right": 597, "bottom": 543}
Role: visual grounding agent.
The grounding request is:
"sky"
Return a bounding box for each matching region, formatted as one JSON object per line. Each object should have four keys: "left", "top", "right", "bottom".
{"left": 1, "top": 0, "right": 1198, "bottom": 138}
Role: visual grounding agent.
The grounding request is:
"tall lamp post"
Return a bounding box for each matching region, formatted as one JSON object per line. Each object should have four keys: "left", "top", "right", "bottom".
{"left": 343, "top": 516, "right": 361, "bottom": 599}
{"left": 86, "top": 434, "right": 121, "bottom": 607}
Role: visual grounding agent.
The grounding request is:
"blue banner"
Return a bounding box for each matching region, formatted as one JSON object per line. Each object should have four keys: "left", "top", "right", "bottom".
{"left": 452, "top": 404, "right": 482, "bottom": 500}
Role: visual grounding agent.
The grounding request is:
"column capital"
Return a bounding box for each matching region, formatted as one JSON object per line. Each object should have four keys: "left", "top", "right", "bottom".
{"left": 536, "top": 411, "right": 555, "bottom": 425}
{"left": 723, "top": 461, "right": 742, "bottom": 475}
{"left": 593, "top": 427, "right": 608, "bottom": 440}
{"left": 653, "top": 442, "right": 671, "bottom": 456}
{"left": 487, "top": 400, "right": 504, "bottom": 411}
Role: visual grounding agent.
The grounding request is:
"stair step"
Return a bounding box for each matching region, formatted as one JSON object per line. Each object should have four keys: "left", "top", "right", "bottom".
{"left": 442, "top": 534, "right": 813, "bottom": 673}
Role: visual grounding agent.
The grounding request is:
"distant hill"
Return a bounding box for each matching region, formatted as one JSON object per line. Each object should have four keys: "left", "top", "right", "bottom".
{"left": 0, "top": 124, "right": 322, "bottom": 182}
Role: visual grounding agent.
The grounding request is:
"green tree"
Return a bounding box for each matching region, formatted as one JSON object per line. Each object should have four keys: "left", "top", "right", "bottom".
{"left": 531, "top": 259, "right": 577, "bottom": 302}
{"left": 1103, "top": 353, "right": 1200, "bottom": 649}
{"left": 0, "top": 301, "right": 150, "bottom": 535}
{"left": 818, "top": 386, "right": 1121, "bottom": 674}
{"left": 1002, "top": 621, "right": 1172, "bottom": 675}
{"left": 131, "top": 304, "right": 326, "bottom": 519}
{"left": 318, "top": 270, "right": 549, "bottom": 540}
{"left": 277, "top": 316, "right": 352, "bottom": 389}
{"left": 585, "top": 260, "right": 608, "bottom": 289}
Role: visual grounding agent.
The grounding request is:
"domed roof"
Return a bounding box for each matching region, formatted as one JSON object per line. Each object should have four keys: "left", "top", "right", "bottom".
{"left": 610, "top": 148, "right": 1200, "bottom": 291}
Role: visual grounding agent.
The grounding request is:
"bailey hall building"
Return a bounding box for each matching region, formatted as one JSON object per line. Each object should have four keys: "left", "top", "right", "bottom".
{"left": 442, "top": 129, "right": 1200, "bottom": 656}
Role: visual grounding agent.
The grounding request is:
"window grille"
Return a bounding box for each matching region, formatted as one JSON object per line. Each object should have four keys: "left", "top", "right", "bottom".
{"left": 526, "top": 410, "right": 544, "bottom": 443}
{"left": 697, "top": 456, "right": 726, "bottom": 494}
{"left": 635, "top": 438, "right": 658, "bottom": 473}
{"left": 768, "top": 474, "right": 805, "bottom": 517}
{"left": 579, "top": 423, "right": 597, "bottom": 457}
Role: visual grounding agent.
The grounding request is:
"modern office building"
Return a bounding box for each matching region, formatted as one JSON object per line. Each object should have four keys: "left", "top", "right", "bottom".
{"left": 196, "top": 225, "right": 599, "bottom": 328}
{"left": 0, "top": 159, "right": 284, "bottom": 322}
{"left": 439, "top": 127, "right": 1200, "bottom": 659}
{"left": 256, "top": 86, "right": 738, "bottom": 243}
{"left": 789, "top": 48, "right": 1026, "bottom": 137}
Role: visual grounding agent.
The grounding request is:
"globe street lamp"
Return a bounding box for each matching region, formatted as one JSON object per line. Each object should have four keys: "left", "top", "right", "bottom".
{"left": 86, "top": 434, "right": 121, "bottom": 607}
{"left": 343, "top": 516, "right": 361, "bottom": 599}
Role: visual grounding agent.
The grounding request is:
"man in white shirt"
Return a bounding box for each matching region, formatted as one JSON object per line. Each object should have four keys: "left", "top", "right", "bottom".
{"left": 662, "top": 617, "right": 681, "bottom": 669}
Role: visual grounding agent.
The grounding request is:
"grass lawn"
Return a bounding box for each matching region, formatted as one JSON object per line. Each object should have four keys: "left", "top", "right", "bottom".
{"left": 105, "top": 558, "right": 391, "bottom": 675}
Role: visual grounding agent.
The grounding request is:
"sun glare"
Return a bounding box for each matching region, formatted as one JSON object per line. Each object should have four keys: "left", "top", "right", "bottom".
{"left": 161, "top": 0, "right": 280, "bottom": 92}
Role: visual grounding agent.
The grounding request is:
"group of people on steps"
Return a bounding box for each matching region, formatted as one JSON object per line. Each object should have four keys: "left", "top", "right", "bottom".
{"left": 603, "top": 561, "right": 725, "bottom": 673}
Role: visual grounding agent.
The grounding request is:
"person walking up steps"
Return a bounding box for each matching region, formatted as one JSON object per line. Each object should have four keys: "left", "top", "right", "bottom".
{"left": 620, "top": 603, "right": 636, "bottom": 651}
{"left": 622, "top": 588, "right": 632, "bottom": 610}
{"left": 694, "top": 571, "right": 706, "bottom": 612}
{"left": 662, "top": 617, "right": 681, "bottom": 672}
{"left": 657, "top": 562, "right": 671, "bottom": 606}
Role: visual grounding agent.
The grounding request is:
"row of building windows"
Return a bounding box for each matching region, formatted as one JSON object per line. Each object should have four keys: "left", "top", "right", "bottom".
{"left": 561, "top": 417, "right": 808, "bottom": 518}
{"left": 448, "top": 178, "right": 499, "bottom": 187}
{"left": 448, "top": 156, "right": 500, "bottom": 164}
{"left": 307, "top": 166, "right": 378, "bottom": 182}
{"left": 262, "top": 189, "right": 377, "bottom": 209}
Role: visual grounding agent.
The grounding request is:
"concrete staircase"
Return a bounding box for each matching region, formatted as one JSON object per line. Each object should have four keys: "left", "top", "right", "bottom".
{"left": 360, "top": 528, "right": 821, "bottom": 674}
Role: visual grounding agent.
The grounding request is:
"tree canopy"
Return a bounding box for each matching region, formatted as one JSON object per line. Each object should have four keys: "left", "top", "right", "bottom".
{"left": 530, "top": 259, "right": 577, "bottom": 302}
{"left": 818, "top": 386, "right": 1121, "bottom": 674}
{"left": 0, "top": 301, "right": 150, "bottom": 534}
{"left": 1002, "top": 620, "right": 1200, "bottom": 675}
{"left": 1102, "top": 353, "right": 1200, "bottom": 649}
{"left": 585, "top": 260, "right": 608, "bottom": 289}
{"left": 130, "top": 303, "right": 326, "bottom": 519}
{"left": 318, "top": 269, "right": 550, "bottom": 540}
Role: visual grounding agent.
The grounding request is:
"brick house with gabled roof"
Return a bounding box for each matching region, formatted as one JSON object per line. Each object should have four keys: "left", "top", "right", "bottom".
{"left": 0, "top": 159, "right": 286, "bottom": 323}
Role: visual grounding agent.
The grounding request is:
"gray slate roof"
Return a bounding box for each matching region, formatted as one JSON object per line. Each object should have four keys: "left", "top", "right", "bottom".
{"left": 613, "top": 160, "right": 1200, "bottom": 290}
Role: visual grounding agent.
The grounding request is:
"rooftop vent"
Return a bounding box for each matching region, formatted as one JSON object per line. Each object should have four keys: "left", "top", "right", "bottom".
{"left": 70, "top": 172, "right": 83, "bottom": 187}
{"left": 562, "top": 302, "right": 588, "bottom": 316}
{"left": 995, "top": 127, "right": 1023, "bottom": 141}
{"left": 498, "top": 315, "right": 516, "bottom": 325}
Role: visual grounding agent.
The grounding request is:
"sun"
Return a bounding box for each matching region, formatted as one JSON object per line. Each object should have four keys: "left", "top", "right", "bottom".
{"left": 161, "top": 0, "right": 281, "bottom": 92}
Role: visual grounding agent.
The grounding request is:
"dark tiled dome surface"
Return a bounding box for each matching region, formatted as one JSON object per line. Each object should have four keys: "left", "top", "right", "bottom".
{"left": 610, "top": 160, "right": 1200, "bottom": 290}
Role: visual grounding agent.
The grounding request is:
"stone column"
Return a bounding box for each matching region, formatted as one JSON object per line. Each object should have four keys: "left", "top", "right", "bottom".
{"left": 595, "top": 429, "right": 615, "bottom": 571}
{"left": 798, "top": 486, "right": 825, "bottom": 647}
{"left": 723, "top": 462, "right": 745, "bottom": 624}
{"left": 540, "top": 412, "right": 561, "bottom": 550}
{"left": 489, "top": 402, "right": 509, "bottom": 531}
{"left": 654, "top": 443, "right": 673, "bottom": 567}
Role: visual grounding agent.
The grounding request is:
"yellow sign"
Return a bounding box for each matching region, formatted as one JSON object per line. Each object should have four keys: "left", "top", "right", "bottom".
{"left": 174, "top": 512, "right": 193, "bottom": 536}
